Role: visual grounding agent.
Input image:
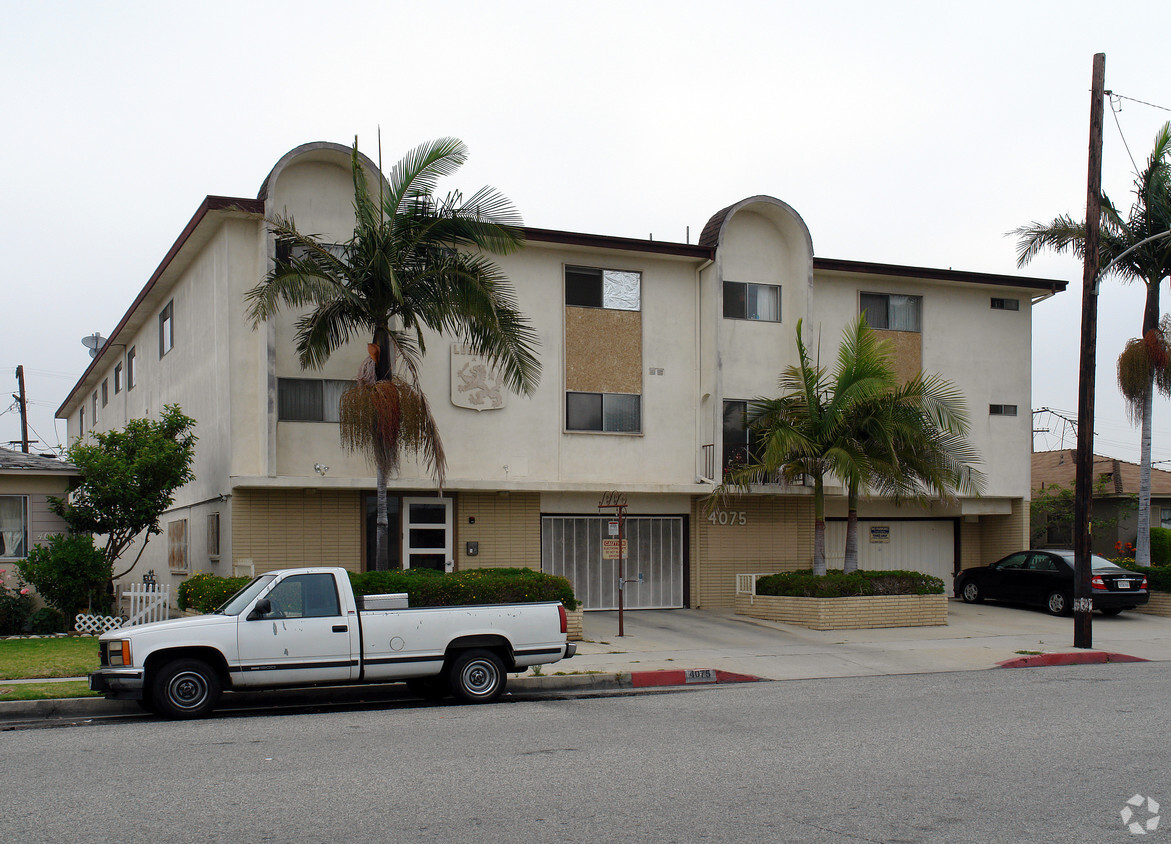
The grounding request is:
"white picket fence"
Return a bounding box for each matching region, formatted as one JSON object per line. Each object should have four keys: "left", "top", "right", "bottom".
{"left": 123, "top": 583, "right": 171, "bottom": 626}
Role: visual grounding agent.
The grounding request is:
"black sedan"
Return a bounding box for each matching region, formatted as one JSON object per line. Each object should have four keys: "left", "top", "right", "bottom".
{"left": 955, "top": 550, "right": 1149, "bottom": 616}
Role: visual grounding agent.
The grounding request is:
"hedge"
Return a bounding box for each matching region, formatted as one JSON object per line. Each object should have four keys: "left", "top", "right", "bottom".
{"left": 178, "top": 567, "right": 579, "bottom": 614}
{"left": 754, "top": 569, "right": 946, "bottom": 598}
{"left": 1151, "top": 528, "right": 1171, "bottom": 566}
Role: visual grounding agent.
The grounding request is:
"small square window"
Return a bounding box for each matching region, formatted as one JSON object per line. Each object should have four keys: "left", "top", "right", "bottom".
{"left": 159, "top": 300, "right": 174, "bottom": 357}
{"left": 991, "top": 297, "right": 1020, "bottom": 311}
{"left": 723, "top": 282, "right": 781, "bottom": 321}
{"left": 989, "top": 404, "right": 1018, "bottom": 416}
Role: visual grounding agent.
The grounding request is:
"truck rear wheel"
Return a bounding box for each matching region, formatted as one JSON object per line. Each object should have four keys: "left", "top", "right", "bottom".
{"left": 152, "top": 658, "right": 221, "bottom": 719}
{"left": 448, "top": 649, "right": 506, "bottom": 703}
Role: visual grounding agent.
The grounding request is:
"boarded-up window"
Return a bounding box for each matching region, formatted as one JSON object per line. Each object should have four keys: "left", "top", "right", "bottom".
{"left": 168, "top": 519, "right": 188, "bottom": 571}
{"left": 207, "top": 512, "right": 220, "bottom": 560}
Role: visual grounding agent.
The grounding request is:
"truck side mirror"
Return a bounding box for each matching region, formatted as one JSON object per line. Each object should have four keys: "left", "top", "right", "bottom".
{"left": 248, "top": 597, "right": 272, "bottom": 620}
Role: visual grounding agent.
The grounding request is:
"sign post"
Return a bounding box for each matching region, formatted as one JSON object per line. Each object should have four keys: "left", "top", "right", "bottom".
{"left": 598, "top": 491, "right": 629, "bottom": 636}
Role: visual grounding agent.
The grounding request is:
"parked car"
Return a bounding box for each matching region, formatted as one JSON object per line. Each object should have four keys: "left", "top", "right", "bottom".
{"left": 955, "top": 550, "right": 1148, "bottom": 616}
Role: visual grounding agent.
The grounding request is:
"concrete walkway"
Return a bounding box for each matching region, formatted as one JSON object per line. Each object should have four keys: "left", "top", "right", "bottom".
{"left": 4, "top": 600, "right": 1168, "bottom": 721}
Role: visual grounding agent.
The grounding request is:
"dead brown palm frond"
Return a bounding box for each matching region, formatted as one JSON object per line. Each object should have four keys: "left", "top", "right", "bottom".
{"left": 338, "top": 377, "right": 446, "bottom": 487}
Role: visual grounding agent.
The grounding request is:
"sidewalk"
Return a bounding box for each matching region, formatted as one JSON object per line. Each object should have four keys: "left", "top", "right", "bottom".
{"left": 4, "top": 600, "right": 1168, "bottom": 721}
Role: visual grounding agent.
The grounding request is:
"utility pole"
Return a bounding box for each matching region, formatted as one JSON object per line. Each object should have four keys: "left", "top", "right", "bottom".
{"left": 1073, "top": 52, "right": 1106, "bottom": 649}
{"left": 15, "top": 365, "right": 30, "bottom": 454}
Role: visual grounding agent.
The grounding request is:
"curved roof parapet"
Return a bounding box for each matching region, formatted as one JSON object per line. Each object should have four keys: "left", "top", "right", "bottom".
{"left": 698, "top": 195, "right": 814, "bottom": 256}
{"left": 257, "top": 141, "right": 384, "bottom": 202}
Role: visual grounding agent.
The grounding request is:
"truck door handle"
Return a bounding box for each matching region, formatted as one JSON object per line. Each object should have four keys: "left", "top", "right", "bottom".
{"left": 332, "top": 625, "right": 348, "bottom": 633}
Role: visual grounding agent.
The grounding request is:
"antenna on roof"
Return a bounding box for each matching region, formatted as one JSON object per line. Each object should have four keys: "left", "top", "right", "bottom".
{"left": 81, "top": 333, "right": 106, "bottom": 358}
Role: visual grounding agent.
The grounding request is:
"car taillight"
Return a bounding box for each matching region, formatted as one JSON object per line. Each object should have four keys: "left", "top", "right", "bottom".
{"left": 1141, "top": 576, "right": 1149, "bottom": 590}
{"left": 558, "top": 604, "right": 567, "bottom": 634}
{"left": 1091, "top": 575, "right": 1106, "bottom": 590}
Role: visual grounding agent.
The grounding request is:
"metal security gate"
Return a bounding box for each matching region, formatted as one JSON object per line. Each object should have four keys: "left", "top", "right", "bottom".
{"left": 542, "top": 516, "right": 685, "bottom": 610}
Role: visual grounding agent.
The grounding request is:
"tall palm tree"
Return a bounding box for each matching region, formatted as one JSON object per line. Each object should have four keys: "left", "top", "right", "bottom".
{"left": 1014, "top": 121, "right": 1171, "bottom": 565}
{"left": 246, "top": 138, "right": 541, "bottom": 570}
{"left": 712, "top": 317, "right": 982, "bottom": 575}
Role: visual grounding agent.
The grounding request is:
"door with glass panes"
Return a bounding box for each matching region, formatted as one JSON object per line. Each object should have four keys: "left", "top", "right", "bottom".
{"left": 402, "top": 497, "right": 453, "bottom": 572}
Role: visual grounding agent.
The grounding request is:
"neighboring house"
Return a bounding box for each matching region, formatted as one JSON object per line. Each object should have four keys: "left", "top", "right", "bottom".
{"left": 1031, "top": 449, "right": 1171, "bottom": 557}
{"left": 0, "top": 448, "right": 78, "bottom": 563}
{"left": 55, "top": 142, "right": 1066, "bottom": 608}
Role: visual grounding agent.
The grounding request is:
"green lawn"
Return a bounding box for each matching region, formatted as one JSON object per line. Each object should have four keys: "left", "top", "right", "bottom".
{"left": 0, "top": 681, "right": 99, "bottom": 701}
{"left": 0, "top": 636, "right": 100, "bottom": 680}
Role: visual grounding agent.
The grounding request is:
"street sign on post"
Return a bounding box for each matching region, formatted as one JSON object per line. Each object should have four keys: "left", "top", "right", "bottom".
{"left": 598, "top": 491, "right": 628, "bottom": 636}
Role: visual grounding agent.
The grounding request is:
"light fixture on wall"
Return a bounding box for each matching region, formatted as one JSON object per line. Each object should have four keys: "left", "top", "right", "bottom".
{"left": 314, "top": 464, "right": 329, "bottom": 476}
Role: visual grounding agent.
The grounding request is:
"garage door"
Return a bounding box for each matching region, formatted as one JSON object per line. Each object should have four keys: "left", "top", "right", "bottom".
{"left": 542, "top": 516, "right": 685, "bottom": 610}
{"left": 825, "top": 519, "right": 957, "bottom": 595}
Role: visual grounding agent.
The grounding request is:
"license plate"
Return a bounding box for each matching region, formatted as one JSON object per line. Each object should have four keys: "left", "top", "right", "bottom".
{"left": 1117, "top": 581, "right": 1132, "bottom": 589}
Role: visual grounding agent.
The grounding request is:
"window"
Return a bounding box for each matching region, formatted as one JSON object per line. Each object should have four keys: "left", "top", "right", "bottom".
{"left": 80, "top": 406, "right": 85, "bottom": 433}
{"left": 991, "top": 297, "right": 1020, "bottom": 311}
{"left": 1162, "top": 508, "right": 1171, "bottom": 530}
{"left": 565, "top": 266, "right": 641, "bottom": 311}
{"left": 127, "top": 347, "right": 136, "bottom": 389}
{"left": 723, "top": 282, "right": 781, "bottom": 321}
{"left": 207, "top": 512, "right": 220, "bottom": 560}
{"left": 0, "top": 496, "right": 27, "bottom": 559}
{"left": 167, "top": 519, "right": 188, "bottom": 571}
{"left": 989, "top": 404, "right": 1018, "bottom": 416}
{"left": 101, "top": 379, "right": 108, "bottom": 407}
{"left": 259, "top": 573, "right": 341, "bottom": 619}
{"left": 92, "top": 392, "right": 98, "bottom": 426}
{"left": 860, "top": 292, "right": 921, "bottom": 332}
{"left": 278, "top": 378, "right": 352, "bottom": 422}
{"left": 722, "top": 400, "right": 761, "bottom": 471}
{"left": 114, "top": 362, "right": 123, "bottom": 394}
{"left": 159, "top": 300, "right": 174, "bottom": 357}
{"left": 566, "top": 392, "right": 641, "bottom": 433}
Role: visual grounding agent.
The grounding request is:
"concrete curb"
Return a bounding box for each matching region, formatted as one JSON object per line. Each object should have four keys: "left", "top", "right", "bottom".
{"left": 996, "top": 651, "right": 1149, "bottom": 669}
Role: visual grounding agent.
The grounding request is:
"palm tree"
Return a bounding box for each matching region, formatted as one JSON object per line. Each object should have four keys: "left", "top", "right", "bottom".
{"left": 712, "top": 317, "right": 983, "bottom": 575}
{"left": 246, "top": 138, "right": 541, "bottom": 570}
{"left": 1014, "top": 121, "right": 1171, "bottom": 565}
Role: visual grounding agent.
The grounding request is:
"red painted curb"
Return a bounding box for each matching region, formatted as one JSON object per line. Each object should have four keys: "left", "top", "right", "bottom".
{"left": 996, "top": 651, "right": 1149, "bottom": 669}
{"left": 629, "top": 668, "right": 763, "bottom": 687}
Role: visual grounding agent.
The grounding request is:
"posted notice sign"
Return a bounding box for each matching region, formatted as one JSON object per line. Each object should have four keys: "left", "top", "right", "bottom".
{"left": 602, "top": 538, "right": 628, "bottom": 559}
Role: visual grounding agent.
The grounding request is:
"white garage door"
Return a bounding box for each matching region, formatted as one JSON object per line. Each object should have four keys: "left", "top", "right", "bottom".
{"left": 824, "top": 519, "right": 956, "bottom": 595}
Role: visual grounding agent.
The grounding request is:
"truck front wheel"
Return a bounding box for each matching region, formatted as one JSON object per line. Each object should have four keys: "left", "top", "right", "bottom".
{"left": 152, "top": 658, "right": 221, "bottom": 719}
{"left": 448, "top": 649, "right": 506, "bottom": 703}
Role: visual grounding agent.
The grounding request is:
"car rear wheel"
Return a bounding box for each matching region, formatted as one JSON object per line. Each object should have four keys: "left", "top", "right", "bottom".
{"left": 960, "top": 580, "right": 983, "bottom": 603}
{"left": 1046, "top": 590, "right": 1071, "bottom": 616}
{"left": 448, "top": 649, "right": 506, "bottom": 704}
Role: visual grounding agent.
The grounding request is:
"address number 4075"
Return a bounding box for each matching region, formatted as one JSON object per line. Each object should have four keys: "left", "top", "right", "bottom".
{"left": 708, "top": 510, "right": 746, "bottom": 526}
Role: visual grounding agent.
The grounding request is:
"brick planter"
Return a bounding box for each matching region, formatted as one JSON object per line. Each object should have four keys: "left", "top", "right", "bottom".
{"left": 565, "top": 608, "right": 584, "bottom": 641}
{"left": 1136, "top": 592, "right": 1171, "bottom": 618}
{"left": 735, "top": 593, "right": 948, "bottom": 630}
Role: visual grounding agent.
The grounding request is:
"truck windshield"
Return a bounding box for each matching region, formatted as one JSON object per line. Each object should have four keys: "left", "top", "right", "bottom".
{"left": 217, "top": 575, "right": 276, "bottom": 616}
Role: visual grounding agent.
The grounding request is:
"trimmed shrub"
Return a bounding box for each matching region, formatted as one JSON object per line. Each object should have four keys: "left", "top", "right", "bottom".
{"left": 178, "top": 571, "right": 251, "bottom": 614}
{"left": 28, "top": 607, "right": 67, "bottom": 635}
{"left": 1130, "top": 566, "right": 1171, "bottom": 594}
{"left": 754, "top": 569, "right": 945, "bottom": 598}
{"left": 350, "top": 567, "right": 579, "bottom": 610}
{"left": 1150, "top": 527, "right": 1171, "bottom": 566}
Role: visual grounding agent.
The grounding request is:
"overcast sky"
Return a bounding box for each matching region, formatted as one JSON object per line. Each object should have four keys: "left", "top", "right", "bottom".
{"left": 2, "top": 1, "right": 1170, "bottom": 467}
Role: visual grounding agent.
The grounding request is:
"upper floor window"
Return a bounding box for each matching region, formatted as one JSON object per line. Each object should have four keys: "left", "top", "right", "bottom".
{"left": 722, "top": 400, "right": 762, "bottom": 472}
{"left": 101, "top": 379, "right": 108, "bottom": 407}
{"left": 566, "top": 392, "right": 641, "bottom": 433}
{"left": 860, "top": 292, "right": 921, "bottom": 332}
{"left": 0, "top": 495, "right": 28, "bottom": 558}
{"left": 127, "top": 347, "right": 136, "bottom": 389}
{"left": 278, "top": 378, "right": 352, "bottom": 422}
{"left": 80, "top": 406, "right": 85, "bottom": 432}
{"left": 991, "top": 297, "right": 1020, "bottom": 311}
{"left": 565, "top": 266, "right": 641, "bottom": 311}
{"left": 159, "top": 300, "right": 174, "bottom": 357}
{"left": 723, "top": 282, "right": 780, "bottom": 322}
{"left": 92, "top": 391, "right": 98, "bottom": 426}
{"left": 114, "top": 362, "right": 123, "bottom": 394}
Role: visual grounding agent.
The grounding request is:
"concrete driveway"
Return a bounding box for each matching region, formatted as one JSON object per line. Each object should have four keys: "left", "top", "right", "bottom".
{"left": 568, "top": 600, "right": 1171, "bottom": 681}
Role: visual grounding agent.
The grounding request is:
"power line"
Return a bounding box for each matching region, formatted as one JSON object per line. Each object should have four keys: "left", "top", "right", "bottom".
{"left": 1105, "top": 90, "right": 1171, "bottom": 114}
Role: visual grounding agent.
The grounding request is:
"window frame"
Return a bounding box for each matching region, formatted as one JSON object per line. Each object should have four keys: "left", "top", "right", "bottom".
{"left": 127, "top": 347, "right": 136, "bottom": 390}
{"left": 0, "top": 495, "right": 28, "bottom": 559}
{"left": 860, "top": 291, "right": 922, "bottom": 332}
{"left": 159, "top": 300, "right": 174, "bottom": 358}
{"left": 723, "top": 281, "right": 782, "bottom": 322}
{"left": 565, "top": 391, "right": 642, "bottom": 434}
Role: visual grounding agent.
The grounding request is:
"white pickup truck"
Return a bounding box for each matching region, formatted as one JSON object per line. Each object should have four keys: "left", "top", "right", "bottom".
{"left": 89, "top": 566, "right": 576, "bottom": 718}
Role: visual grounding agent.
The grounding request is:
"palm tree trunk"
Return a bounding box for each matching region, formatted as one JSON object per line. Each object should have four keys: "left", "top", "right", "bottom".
{"left": 813, "top": 475, "right": 827, "bottom": 576}
{"left": 375, "top": 465, "right": 390, "bottom": 570}
{"left": 1137, "top": 381, "right": 1154, "bottom": 566}
{"left": 843, "top": 480, "right": 859, "bottom": 573}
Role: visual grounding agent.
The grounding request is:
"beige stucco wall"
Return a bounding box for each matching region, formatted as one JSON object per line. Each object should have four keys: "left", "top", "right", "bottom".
{"left": 692, "top": 494, "right": 815, "bottom": 608}
{"left": 969, "top": 498, "right": 1030, "bottom": 568}
{"left": 232, "top": 488, "right": 362, "bottom": 574}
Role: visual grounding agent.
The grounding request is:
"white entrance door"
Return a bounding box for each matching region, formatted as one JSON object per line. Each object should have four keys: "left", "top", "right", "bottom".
{"left": 402, "top": 497, "right": 454, "bottom": 572}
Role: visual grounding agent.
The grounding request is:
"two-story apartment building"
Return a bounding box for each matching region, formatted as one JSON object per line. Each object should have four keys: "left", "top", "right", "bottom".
{"left": 57, "top": 142, "right": 1066, "bottom": 608}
